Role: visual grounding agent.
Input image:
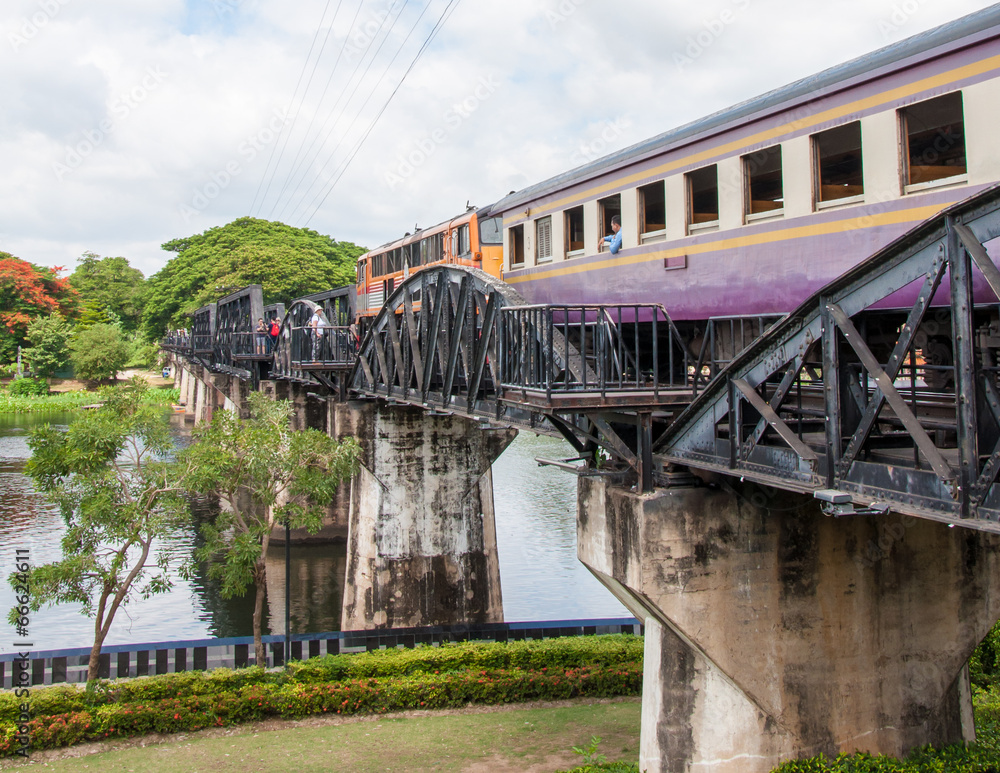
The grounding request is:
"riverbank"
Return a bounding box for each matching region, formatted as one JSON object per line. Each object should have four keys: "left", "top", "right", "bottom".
{"left": 0, "top": 371, "right": 178, "bottom": 414}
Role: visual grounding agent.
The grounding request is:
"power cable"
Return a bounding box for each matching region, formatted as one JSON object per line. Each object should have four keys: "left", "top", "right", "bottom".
{"left": 249, "top": 0, "right": 344, "bottom": 217}
{"left": 296, "top": 0, "right": 463, "bottom": 227}
{"left": 273, "top": 0, "right": 424, "bottom": 222}
{"left": 269, "top": 0, "right": 407, "bottom": 220}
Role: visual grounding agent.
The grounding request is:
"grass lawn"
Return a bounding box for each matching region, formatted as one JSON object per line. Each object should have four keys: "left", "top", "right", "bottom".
{"left": 0, "top": 698, "right": 641, "bottom": 772}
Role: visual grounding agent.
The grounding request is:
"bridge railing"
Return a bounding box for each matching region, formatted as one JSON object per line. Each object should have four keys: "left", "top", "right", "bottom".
{"left": 192, "top": 333, "right": 213, "bottom": 353}
{"left": 288, "top": 324, "right": 357, "bottom": 366}
{"left": 691, "top": 314, "right": 786, "bottom": 391}
{"left": 160, "top": 333, "right": 191, "bottom": 352}
{"left": 229, "top": 331, "right": 276, "bottom": 358}
{"left": 498, "top": 303, "right": 691, "bottom": 399}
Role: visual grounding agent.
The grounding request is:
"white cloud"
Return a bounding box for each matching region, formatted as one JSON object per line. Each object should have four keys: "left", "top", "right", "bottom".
{"left": 0, "top": 0, "right": 996, "bottom": 279}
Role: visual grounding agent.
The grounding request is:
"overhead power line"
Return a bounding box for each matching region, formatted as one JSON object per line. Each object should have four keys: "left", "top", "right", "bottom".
{"left": 268, "top": 0, "right": 409, "bottom": 221}
{"left": 249, "top": 0, "right": 344, "bottom": 217}
{"left": 298, "top": 0, "right": 464, "bottom": 227}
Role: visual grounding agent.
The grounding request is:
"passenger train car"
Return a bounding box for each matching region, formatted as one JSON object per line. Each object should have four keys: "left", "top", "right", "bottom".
{"left": 355, "top": 205, "right": 504, "bottom": 325}
{"left": 489, "top": 6, "right": 1000, "bottom": 364}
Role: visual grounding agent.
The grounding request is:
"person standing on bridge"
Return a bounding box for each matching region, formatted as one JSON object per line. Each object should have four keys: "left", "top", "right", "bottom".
{"left": 255, "top": 318, "right": 267, "bottom": 355}
{"left": 602, "top": 215, "right": 623, "bottom": 254}
{"left": 267, "top": 315, "right": 280, "bottom": 355}
{"left": 309, "top": 308, "right": 323, "bottom": 361}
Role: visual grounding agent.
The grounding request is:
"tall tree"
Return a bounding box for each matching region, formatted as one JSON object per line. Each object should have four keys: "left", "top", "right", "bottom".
{"left": 180, "top": 393, "right": 360, "bottom": 666}
{"left": 143, "top": 218, "right": 365, "bottom": 339}
{"left": 9, "top": 380, "right": 189, "bottom": 681}
{"left": 68, "top": 253, "right": 145, "bottom": 332}
{"left": 0, "top": 253, "right": 77, "bottom": 364}
{"left": 23, "top": 313, "right": 72, "bottom": 378}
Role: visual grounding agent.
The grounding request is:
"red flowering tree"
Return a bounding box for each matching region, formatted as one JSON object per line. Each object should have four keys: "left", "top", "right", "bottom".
{"left": 0, "top": 252, "right": 78, "bottom": 364}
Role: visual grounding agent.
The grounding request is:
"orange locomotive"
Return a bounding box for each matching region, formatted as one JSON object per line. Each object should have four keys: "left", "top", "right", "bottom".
{"left": 355, "top": 204, "right": 504, "bottom": 324}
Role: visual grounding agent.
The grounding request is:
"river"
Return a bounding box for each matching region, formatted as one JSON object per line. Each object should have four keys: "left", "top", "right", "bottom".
{"left": 0, "top": 410, "right": 629, "bottom": 652}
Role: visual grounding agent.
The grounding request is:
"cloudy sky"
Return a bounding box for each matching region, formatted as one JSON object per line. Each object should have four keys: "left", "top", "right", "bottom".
{"left": 1, "top": 0, "right": 997, "bottom": 278}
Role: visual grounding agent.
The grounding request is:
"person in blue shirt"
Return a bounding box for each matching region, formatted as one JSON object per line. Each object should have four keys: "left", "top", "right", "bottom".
{"left": 602, "top": 215, "right": 623, "bottom": 254}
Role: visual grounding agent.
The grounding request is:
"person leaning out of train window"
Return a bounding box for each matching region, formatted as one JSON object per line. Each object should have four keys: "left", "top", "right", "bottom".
{"left": 602, "top": 215, "right": 623, "bottom": 254}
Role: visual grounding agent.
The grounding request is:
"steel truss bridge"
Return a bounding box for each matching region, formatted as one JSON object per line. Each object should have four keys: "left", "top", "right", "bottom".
{"left": 161, "top": 185, "right": 1000, "bottom": 532}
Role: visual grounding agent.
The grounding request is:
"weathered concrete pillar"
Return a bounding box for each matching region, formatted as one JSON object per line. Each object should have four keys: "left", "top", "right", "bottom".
{"left": 341, "top": 402, "right": 515, "bottom": 630}
{"left": 184, "top": 366, "right": 197, "bottom": 419}
{"left": 177, "top": 365, "right": 189, "bottom": 408}
{"left": 193, "top": 375, "right": 207, "bottom": 424}
{"left": 577, "top": 475, "right": 1000, "bottom": 772}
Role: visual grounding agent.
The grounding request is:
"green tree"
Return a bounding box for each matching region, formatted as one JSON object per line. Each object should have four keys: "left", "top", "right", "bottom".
{"left": 0, "top": 252, "right": 78, "bottom": 364}
{"left": 23, "top": 313, "right": 72, "bottom": 378}
{"left": 68, "top": 253, "right": 145, "bottom": 332}
{"left": 70, "top": 323, "right": 130, "bottom": 382}
{"left": 143, "top": 218, "right": 365, "bottom": 339}
{"left": 180, "top": 393, "right": 360, "bottom": 666}
{"left": 75, "top": 300, "right": 122, "bottom": 334}
{"left": 9, "top": 380, "right": 189, "bottom": 681}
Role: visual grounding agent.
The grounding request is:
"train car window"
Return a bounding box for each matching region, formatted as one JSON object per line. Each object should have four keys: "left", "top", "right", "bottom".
{"left": 510, "top": 224, "right": 525, "bottom": 266}
{"left": 639, "top": 181, "right": 666, "bottom": 243}
{"left": 457, "top": 224, "right": 471, "bottom": 256}
{"left": 535, "top": 216, "right": 553, "bottom": 263}
{"left": 901, "top": 92, "right": 966, "bottom": 192}
{"left": 744, "top": 146, "right": 783, "bottom": 221}
{"left": 687, "top": 165, "right": 719, "bottom": 233}
{"left": 598, "top": 194, "right": 621, "bottom": 248}
{"left": 813, "top": 122, "right": 863, "bottom": 208}
{"left": 565, "top": 206, "right": 585, "bottom": 256}
{"left": 479, "top": 216, "right": 503, "bottom": 245}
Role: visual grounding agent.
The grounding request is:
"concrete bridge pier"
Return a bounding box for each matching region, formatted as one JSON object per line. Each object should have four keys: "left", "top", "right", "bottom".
{"left": 174, "top": 360, "right": 197, "bottom": 419}
{"left": 341, "top": 402, "right": 516, "bottom": 631}
{"left": 577, "top": 475, "right": 1000, "bottom": 773}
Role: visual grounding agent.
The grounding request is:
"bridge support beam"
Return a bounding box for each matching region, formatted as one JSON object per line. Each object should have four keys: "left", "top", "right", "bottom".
{"left": 577, "top": 475, "right": 1000, "bottom": 772}
{"left": 342, "top": 402, "right": 515, "bottom": 630}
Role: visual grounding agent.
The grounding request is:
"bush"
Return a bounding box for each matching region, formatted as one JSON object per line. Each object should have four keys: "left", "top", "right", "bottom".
{"left": 286, "top": 635, "right": 645, "bottom": 682}
{"left": 70, "top": 323, "right": 130, "bottom": 382}
{"left": 7, "top": 377, "right": 47, "bottom": 396}
{"left": 771, "top": 746, "right": 1000, "bottom": 771}
{"left": 0, "top": 661, "right": 643, "bottom": 755}
{"left": 125, "top": 337, "right": 161, "bottom": 369}
{"left": 0, "top": 635, "right": 644, "bottom": 755}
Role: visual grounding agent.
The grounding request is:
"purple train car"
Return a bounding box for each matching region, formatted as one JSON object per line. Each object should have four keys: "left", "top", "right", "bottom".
{"left": 491, "top": 5, "right": 1000, "bottom": 366}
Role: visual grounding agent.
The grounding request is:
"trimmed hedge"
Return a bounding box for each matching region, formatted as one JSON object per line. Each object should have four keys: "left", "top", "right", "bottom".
{"left": 771, "top": 746, "right": 1000, "bottom": 772}
{"left": 0, "top": 635, "right": 643, "bottom": 756}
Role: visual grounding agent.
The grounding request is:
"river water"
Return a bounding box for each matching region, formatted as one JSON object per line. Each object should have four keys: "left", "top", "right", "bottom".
{"left": 0, "top": 411, "right": 629, "bottom": 653}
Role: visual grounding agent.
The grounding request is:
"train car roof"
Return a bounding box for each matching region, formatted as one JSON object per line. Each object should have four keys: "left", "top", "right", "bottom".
{"left": 363, "top": 204, "right": 500, "bottom": 255}
{"left": 492, "top": 4, "right": 1000, "bottom": 214}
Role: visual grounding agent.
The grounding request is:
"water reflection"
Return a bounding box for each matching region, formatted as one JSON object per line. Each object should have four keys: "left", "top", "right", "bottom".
{"left": 0, "top": 413, "right": 627, "bottom": 653}
{"left": 493, "top": 432, "right": 629, "bottom": 621}
{"left": 265, "top": 543, "right": 347, "bottom": 634}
